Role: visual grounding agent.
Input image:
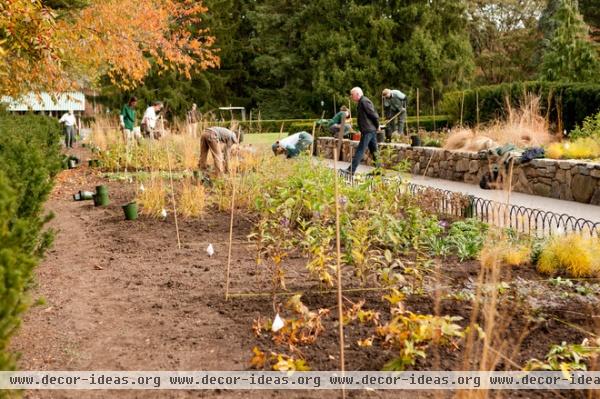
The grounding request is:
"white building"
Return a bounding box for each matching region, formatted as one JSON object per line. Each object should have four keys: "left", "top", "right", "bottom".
{"left": 1, "top": 92, "right": 86, "bottom": 116}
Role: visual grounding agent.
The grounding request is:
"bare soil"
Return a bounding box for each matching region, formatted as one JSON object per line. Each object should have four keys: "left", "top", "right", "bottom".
{"left": 11, "top": 147, "right": 597, "bottom": 399}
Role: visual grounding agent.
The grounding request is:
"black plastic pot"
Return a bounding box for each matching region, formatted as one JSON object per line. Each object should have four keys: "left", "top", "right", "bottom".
{"left": 410, "top": 135, "right": 422, "bottom": 147}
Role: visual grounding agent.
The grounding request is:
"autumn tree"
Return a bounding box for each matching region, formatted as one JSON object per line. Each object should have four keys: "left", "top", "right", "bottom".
{"left": 0, "top": 0, "right": 219, "bottom": 97}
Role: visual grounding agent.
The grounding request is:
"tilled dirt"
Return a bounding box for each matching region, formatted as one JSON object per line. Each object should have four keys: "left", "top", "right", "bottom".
{"left": 11, "top": 147, "right": 597, "bottom": 399}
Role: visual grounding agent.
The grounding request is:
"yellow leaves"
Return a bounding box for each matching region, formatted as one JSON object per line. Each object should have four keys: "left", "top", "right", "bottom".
{"left": 382, "top": 288, "right": 405, "bottom": 306}
{"left": 249, "top": 348, "right": 311, "bottom": 371}
{"left": 357, "top": 336, "right": 374, "bottom": 348}
{"left": 250, "top": 347, "right": 266, "bottom": 369}
{"left": 272, "top": 355, "right": 311, "bottom": 372}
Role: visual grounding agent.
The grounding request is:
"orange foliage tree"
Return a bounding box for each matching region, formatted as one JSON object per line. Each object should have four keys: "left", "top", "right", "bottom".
{"left": 0, "top": 0, "right": 219, "bottom": 96}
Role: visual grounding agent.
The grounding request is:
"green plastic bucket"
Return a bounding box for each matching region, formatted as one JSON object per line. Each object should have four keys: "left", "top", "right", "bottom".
{"left": 122, "top": 202, "right": 138, "bottom": 220}
{"left": 96, "top": 185, "right": 108, "bottom": 196}
{"left": 93, "top": 193, "right": 109, "bottom": 207}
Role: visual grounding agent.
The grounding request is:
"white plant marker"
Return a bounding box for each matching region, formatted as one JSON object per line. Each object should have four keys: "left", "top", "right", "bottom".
{"left": 206, "top": 244, "right": 214, "bottom": 257}
{"left": 140, "top": 183, "right": 145, "bottom": 192}
{"left": 272, "top": 314, "right": 284, "bottom": 332}
{"left": 160, "top": 208, "right": 167, "bottom": 218}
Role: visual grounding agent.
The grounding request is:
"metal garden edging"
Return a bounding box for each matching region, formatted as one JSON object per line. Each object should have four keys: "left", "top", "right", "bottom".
{"left": 337, "top": 170, "right": 600, "bottom": 238}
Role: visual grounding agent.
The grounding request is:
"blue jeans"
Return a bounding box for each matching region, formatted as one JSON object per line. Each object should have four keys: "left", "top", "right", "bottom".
{"left": 350, "top": 131, "right": 379, "bottom": 174}
{"left": 65, "top": 125, "right": 75, "bottom": 148}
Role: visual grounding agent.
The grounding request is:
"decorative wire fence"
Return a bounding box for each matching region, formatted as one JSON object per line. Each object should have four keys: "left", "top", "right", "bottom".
{"left": 337, "top": 170, "right": 600, "bottom": 238}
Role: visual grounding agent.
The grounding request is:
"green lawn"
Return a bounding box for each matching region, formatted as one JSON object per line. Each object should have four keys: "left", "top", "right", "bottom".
{"left": 243, "top": 132, "right": 284, "bottom": 151}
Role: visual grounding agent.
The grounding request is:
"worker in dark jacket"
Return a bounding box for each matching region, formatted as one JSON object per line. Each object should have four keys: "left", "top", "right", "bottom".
{"left": 347, "top": 87, "right": 380, "bottom": 175}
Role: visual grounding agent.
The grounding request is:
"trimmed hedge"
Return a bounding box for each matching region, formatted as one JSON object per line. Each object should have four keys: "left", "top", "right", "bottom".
{"left": 440, "top": 82, "right": 600, "bottom": 132}
{"left": 210, "top": 115, "right": 451, "bottom": 134}
{"left": 0, "top": 113, "right": 62, "bottom": 371}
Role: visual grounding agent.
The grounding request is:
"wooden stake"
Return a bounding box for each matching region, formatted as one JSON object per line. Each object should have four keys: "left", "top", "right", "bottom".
{"left": 332, "top": 147, "right": 346, "bottom": 398}
{"left": 333, "top": 95, "right": 337, "bottom": 115}
{"left": 166, "top": 147, "right": 182, "bottom": 249}
{"left": 225, "top": 154, "right": 238, "bottom": 301}
{"left": 278, "top": 122, "right": 285, "bottom": 140}
{"left": 310, "top": 122, "right": 317, "bottom": 157}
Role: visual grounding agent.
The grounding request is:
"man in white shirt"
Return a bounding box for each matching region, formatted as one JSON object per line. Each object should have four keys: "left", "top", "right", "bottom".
{"left": 141, "top": 101, "right": 164, "bottom": 139}
{"left": 272, "top": 131, "right": 313, "bottom": 158}
{"left": 59, "top": 110, "right": 77, "bottom": 148}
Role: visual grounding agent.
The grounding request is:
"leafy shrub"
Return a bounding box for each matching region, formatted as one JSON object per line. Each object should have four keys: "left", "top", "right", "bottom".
{"left": 537, "top": 234, "right": 600, "bottom": 277}
{"left": 570, "top": 109, "right": 600, "bottom": 140}
{"left": 0, "top": 113, "right": 61, "bottom": 371}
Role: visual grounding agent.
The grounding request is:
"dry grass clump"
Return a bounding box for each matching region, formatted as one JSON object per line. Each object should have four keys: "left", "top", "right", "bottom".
{"left": 445, "top": 94, "right": 553, "bottom": 152}
{"left": 137, "top": 176, "right": 167, "bottom": 217}
{"left": 444, "top": 128, "right": 497, "bottom": 152}
{"left": 171, "top": 134, "right": 200, "bottom": 170}
{"left": 537, "top": 234, "right": 600, "bottom": 277}
{"left": 480, "top": 235, "right": 531, "bottom": 268}
{"left": 178, "top": 179, "right": 207, "bottom": 218}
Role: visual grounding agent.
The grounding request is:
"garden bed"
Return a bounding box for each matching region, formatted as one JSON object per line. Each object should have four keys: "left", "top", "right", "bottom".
{"left": 12, "top": 146, "right": 599, "bottom": 399}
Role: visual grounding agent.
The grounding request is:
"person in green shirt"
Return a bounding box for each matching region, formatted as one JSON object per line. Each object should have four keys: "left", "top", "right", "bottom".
{"left": 119, "top": 97, "right": 140, "bottom": 142}
{"left": 327, "top": 106, "right": 352, "bottom": 137}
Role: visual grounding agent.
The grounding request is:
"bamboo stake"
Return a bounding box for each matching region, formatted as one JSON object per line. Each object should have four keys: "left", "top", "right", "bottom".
{"left": 431, "top": 87, "right": 436, "bottom": 131}
{"left": 332, "top": 147, "right": 346, "bottom": 399}
{"left": 460, "top": 91, "right": 465, "bottom": 127}
{"left": 249, "top": 111, "right": 252, "bottom": 133}
{"left": 416, "top": 88, "right": 420, "bottom": 133}
{"left": 258, "top": 110, "right": 262, "bottom": 134}
{"left": 225, "top": 152, "right": 238, "bottom": 301}
{"left": 333, "top": 95, "right": 337, "bottom": 115}
{"left": 166, "top": 147, "right": 182, "bottom": 249}
{"left": 278, "top": 122, "right": 285, "bottom": 140}
{"left": 476, "top": 90, "right": 480, "bottom": 130}
{"left": 504, "top": 158, "right": 515, "bottom": 229}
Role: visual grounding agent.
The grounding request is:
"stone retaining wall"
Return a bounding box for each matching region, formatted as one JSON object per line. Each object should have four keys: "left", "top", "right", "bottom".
{"left": 316, "top": 137, "right": 600, "bottom": 205}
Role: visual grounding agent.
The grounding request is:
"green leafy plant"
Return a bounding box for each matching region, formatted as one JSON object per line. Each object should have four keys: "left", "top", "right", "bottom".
{"left": 446, "top": 219, "right": 488, "bottom": 261}
{"left": 524, "top": 339, "right": 600, "bottom": 371}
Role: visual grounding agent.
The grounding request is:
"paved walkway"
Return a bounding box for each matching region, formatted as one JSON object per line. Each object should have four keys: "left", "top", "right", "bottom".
{"left": 320, "top": 159, "right": 600, "bottom": 224}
